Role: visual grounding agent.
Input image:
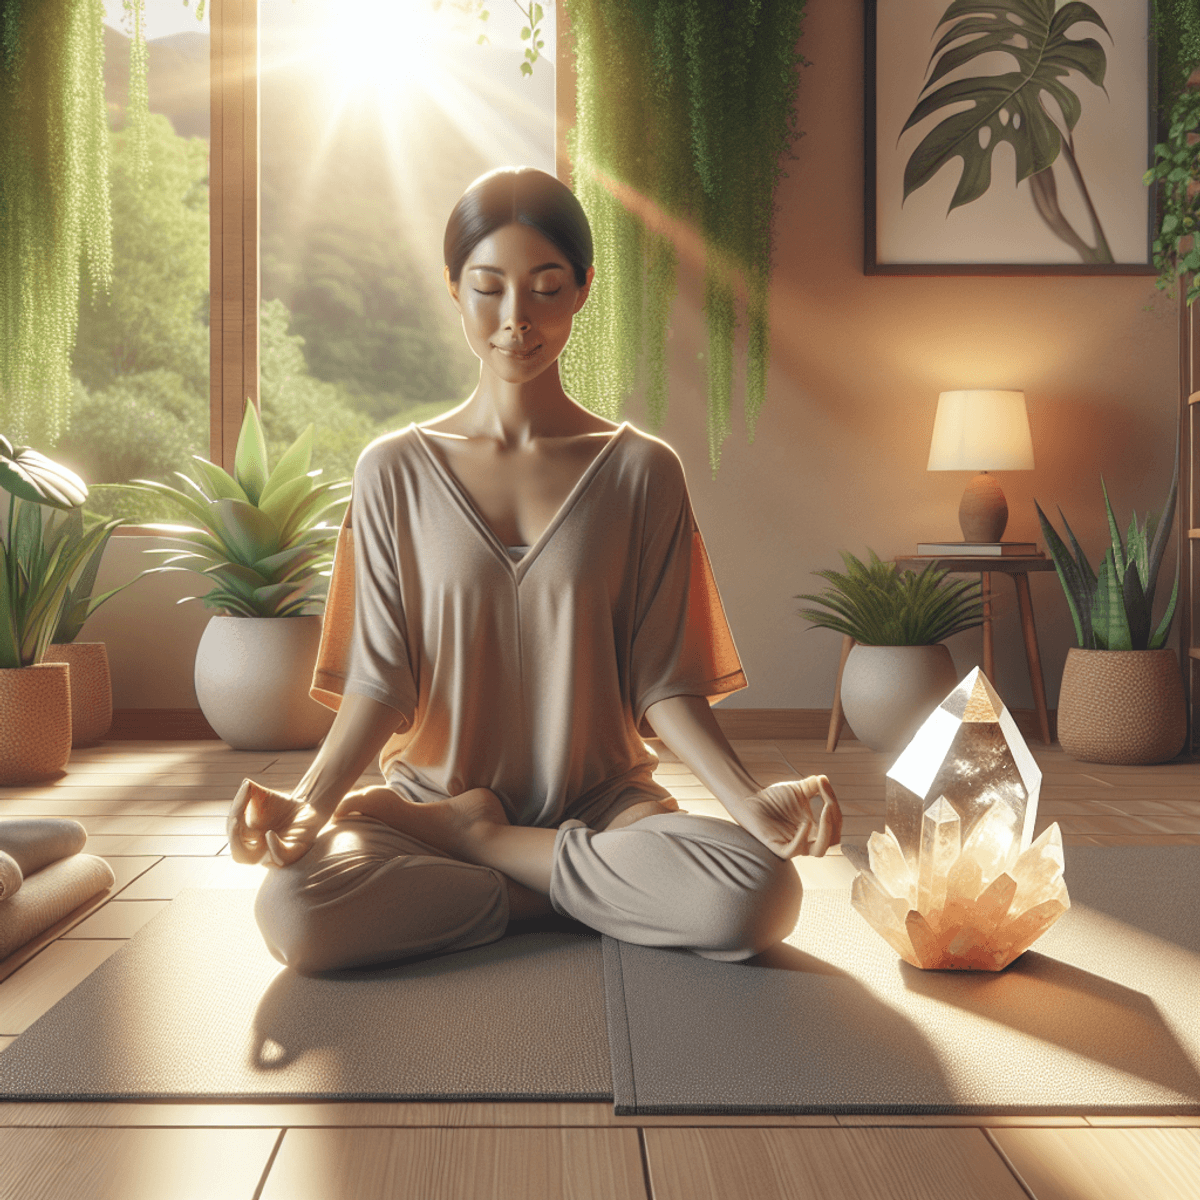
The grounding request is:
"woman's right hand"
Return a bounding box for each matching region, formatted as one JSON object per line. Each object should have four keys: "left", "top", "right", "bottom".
{"left": 226, "top": 779, "right": 329, "bottom": 867}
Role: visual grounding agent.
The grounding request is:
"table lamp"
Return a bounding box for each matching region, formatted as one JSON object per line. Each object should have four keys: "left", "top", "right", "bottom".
{"left": 927, "top": 389, "right": 1035, "bottom": 542}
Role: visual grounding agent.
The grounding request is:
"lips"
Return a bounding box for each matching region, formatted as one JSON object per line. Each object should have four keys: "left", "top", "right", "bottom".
{"left": 494, "top": 343, "right": 542, "bottom": 359}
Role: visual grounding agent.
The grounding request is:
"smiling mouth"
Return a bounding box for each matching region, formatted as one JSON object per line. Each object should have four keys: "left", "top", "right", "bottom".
{"left": 494, "top": 343, "right": 542, "bottom": 359}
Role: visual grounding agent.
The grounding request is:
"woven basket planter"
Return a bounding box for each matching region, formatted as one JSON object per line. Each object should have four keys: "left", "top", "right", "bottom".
{"left": 42, "top": 642, "right": 113, "bottom": 747}
{"left": 0, "top": 662, "right": 73, "bottom": 784}
{"left": 1057, "top": 648, "right": 1187, "bottom": 765}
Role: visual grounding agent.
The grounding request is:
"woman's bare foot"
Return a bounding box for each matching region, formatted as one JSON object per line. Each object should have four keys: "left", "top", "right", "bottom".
{"left": 332, "top": 786, "right": 509, "bottom": 860}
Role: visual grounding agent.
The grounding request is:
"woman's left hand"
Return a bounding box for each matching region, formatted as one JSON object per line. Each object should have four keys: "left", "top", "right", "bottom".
{"left": 731, "top": 776, "right": 842, "bottom": 860}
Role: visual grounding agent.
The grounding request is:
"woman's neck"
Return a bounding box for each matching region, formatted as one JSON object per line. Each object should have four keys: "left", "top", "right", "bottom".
{"left": 452, "top": 361, "right": 603, "bottom": 445}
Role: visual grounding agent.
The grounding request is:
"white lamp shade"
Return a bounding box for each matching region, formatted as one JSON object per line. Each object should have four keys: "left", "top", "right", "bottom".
{"left": 927, "top": 389, "right": 1035, "bottom": 471}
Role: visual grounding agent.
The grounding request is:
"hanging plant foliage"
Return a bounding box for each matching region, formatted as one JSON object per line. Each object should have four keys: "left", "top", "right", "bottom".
{"left": 0, "top": 0, "right": 197, "bottom": 448}
{"left": 560, "top": 0, "right": 808, "bottom": 474}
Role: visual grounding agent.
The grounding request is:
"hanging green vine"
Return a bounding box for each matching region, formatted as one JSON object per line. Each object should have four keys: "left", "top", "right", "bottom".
{"left": 1152, "top": 0, "right": 1200, "bottom": 115}
{"left": 560, "top": 0, "right": 807, "bottom": 474}
{"left": 0, "top": 0, "right": 112, "bottom": 448}
{"left": 0, "top": 0, "right": 200, "bottom": 448}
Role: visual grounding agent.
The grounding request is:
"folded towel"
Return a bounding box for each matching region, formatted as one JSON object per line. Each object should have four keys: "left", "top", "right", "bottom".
{"left": 0, "top": 818, "right": 87, "bottom": 880}
{"left": 0, "top": 849, "right": 21, "bottom": 901}
{"left": 0, "top": 853, "right": 116, "bottom": 961}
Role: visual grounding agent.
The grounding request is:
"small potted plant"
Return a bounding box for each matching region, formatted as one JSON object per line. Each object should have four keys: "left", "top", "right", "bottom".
{"left": 0, "top": 437, "right": 117, "bottom": 782}
{"left": 122, "top": 400, "right": 351, "bottom": 751}
{"left": 1035, "top": 447, "right": 1184, "bottom": 765}
{"left": 797, "top": 550, "right": 984, "bottom": 752}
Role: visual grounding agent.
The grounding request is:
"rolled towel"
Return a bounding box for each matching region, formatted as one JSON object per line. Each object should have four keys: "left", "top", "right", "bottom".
{"left": 0, "top": 853, "right": 116, "bottom": 961}
{"left": 0, "top": 849, "right": 21, "bottom": 901}
{"left": 0, "top": 818, "right": 88, "bottom": 879}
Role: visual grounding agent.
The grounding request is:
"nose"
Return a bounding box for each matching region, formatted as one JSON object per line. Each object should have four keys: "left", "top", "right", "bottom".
{"left": 500, "top": 286, "right": 532, "bottom": 333}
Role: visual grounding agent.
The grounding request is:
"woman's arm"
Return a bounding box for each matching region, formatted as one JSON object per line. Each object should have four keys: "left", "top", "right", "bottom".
{"left": 227, "top": 690, "right": 406, "bottom": 866}
{"left": 643, "top": 694, "right": 841, "bottom": 859}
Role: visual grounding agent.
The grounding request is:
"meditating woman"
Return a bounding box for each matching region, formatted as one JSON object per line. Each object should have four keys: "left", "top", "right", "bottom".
{"left": 227, "top": 167, "right": 842, "bottom": 975}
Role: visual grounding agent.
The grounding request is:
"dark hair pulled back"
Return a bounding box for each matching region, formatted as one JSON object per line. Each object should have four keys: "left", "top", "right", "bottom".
{"left": 443, "top": 167, "right": 593, "bottom": 287}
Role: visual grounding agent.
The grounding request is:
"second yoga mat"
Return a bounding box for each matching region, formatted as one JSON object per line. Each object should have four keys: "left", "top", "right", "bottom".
{"left": 604, "top": 845, "right": 1200, "bottom": 1115}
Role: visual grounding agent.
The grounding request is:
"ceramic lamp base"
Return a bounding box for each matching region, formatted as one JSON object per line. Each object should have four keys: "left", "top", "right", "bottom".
{"left": 959, "top": 472, "right": 1008, "bottom": 542}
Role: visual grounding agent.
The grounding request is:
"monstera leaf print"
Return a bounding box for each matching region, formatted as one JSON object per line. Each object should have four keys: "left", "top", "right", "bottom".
{"left": 901, "top": 0, "right": 1114, "bottom": 263}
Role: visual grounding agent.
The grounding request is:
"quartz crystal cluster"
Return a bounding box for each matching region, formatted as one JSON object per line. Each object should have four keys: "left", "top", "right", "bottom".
{"left": 843, "top": 668, "right": 1069, "bottom": 971}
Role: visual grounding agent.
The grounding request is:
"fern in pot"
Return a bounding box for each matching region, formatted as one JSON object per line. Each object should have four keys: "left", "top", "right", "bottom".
{"left": 122, "top": 401, "right": 351, "bottom": 751}
{"left": 797, "top": 550, "right": 984, "bottom": 752}
{"left": 1035, "top": 444, "right": 1184, "bottom": 765}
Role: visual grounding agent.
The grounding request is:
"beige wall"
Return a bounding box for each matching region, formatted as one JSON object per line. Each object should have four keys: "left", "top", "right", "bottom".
{"left": 74, "top": 0, "right": 1180, "bottom": 717}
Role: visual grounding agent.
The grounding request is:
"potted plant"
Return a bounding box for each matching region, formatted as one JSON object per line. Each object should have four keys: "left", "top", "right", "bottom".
{"left": 1035, "top": 448, "right": 1184, "bottom": 765}
{"left": 0, "top": 438, "right": 116, "bottom": 782}
{"left": 41, "top": 506, "right": 147, "bottom": 746}
{"left": 122, "top": 400, "right": 351, "bottom": 751}
{"left": 797, "top": 550, "right": 985, "bottom": 752}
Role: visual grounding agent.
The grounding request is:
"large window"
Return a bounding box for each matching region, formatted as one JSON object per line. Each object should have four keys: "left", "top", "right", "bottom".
{"left": 31, "top": 0, "right": 555, "bottom": 524}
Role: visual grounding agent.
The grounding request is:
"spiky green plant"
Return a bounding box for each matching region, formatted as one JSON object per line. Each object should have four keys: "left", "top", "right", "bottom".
{"left": 796, "top": 549, "right": 985, "bottom": 646}
{"left": 122, "top": 400, "right": 351, "bottom": 618}
{"left": 1034, "top": 451, "right": 1180, "bottom": 652}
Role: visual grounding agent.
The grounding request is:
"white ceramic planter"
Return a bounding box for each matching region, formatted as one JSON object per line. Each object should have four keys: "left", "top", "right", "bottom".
{"left": 194, "top": 615, "right": 335, "bottom": 751}
{"left": 840, "top": 643, "right": 960, "bottom": 753}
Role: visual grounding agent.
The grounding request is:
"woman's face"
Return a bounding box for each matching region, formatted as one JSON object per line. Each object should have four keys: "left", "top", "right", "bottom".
{"left": 445, "top": 222, "right": 593, "bottom": 383}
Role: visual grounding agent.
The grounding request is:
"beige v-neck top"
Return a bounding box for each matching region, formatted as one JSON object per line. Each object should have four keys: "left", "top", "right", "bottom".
{"left": 310, "top": 421, "right": 747, "bottom": 829}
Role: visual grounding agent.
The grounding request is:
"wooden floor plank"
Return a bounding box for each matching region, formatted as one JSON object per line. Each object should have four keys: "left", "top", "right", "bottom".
{"left": 0, "top": 1126, "right": 280, "bottom": 1200}
{"left": 115, "top": 856, "right": 267, "bottom": 899}
{"left": 61, "top": 899, "right": 171, "bottom": 940}
{"left": 642, "top": 1127, "right": 1028, "bottom": 1200}
{"left": 259, "top": 1127, "right": 646, "bottom": 1200}
{"left": 0, "top": 941, "right": 123, "bottom": 1035}
{"left": 990, "top": 1127, "right": 1200, "bottom": 1200}
{"left": 0, "top": 798, "right": 231, "bottom": 816}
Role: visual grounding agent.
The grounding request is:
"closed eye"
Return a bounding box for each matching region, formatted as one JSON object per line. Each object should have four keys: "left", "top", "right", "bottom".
{"left": 534, "top": 288, "right": 561, "bottom": 296}
{"left": 473, "top": 289, "right": 502, "bottom": 295}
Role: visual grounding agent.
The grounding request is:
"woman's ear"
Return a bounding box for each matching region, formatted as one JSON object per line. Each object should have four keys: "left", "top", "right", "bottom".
{"left": 444, "top": 265, "right": 461, "bottom": 311}
{"left": 572, "top": 264, "right": 595, "bottom": 314}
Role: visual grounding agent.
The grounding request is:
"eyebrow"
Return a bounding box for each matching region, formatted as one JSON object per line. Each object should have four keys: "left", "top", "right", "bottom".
{"left": 467, "top": 262, "right": 566, "bottom": 274}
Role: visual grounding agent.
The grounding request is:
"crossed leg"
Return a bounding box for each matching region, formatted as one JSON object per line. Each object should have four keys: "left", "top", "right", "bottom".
{"left": 255, "top": 788, "right": 803, "bottom": 975}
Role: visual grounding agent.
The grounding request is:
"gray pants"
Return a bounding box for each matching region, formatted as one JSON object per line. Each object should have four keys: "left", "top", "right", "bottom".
{"left": 254, "top": 811, "right": 803, "bottom": 975}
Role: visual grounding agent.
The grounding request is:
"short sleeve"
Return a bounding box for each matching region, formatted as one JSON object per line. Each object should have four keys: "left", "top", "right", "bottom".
{"left": 310, "top": 451, "right": 417, "bottom": 729}
{"left": 627, "top": 457, "right": 747, "bottom": 737}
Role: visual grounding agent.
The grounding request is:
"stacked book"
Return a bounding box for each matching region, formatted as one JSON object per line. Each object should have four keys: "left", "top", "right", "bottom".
{"left": 914, "top": 541, "right": 1042, "bottom": 557}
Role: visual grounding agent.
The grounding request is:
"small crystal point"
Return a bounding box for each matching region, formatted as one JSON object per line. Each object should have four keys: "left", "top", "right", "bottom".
{"left": 868, "top": 828, "right": 915, "bottom": 905}
{"left": 851, "top": 871, "right": 918, "bottom": 964}
{"left": 917, "top": 796, "right": 960, "bottom": 921}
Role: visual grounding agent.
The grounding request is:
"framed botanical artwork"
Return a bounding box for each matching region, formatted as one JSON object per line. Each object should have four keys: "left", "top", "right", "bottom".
{"left": 864, "top": 0, "right": 1157, "bottom": 274}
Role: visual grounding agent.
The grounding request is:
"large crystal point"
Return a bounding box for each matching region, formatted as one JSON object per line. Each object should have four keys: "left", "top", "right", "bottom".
{"left": 847, "top": 667, "right": 1069, "bottom": 970}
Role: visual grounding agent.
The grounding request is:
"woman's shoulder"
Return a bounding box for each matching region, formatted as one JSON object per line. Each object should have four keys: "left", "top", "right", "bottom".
{"left": 353, "top": 424, "right": 425, "bottom": 480}
{"left": 616, "top": 423, "right": 688, "bottom": 486}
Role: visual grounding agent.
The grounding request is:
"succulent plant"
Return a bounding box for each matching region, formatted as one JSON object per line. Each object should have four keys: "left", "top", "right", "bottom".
{"left": 124, "top": 400, "right": 351, "bottom": 618}
{"left": 796, "top": 549, "right": 984, "bottom": 646}
{"left": 0, "top": 436, "right": 124, "bottom": 668}
{"left": 1035, "top": 445, "right": 1179, "bottom": 652}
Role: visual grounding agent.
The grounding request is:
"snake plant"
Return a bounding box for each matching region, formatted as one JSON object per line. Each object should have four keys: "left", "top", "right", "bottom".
{"left": 796, "top": 550, "right": 985, "bottom": 646}
{"left": 123, "top": 401, "right": 351, "bottom": 618}
{"left": 1035, "top": 447, "right": 1180, "bottom": 652}
{"left": 0, "top": 436, "right": 122, "bottom": 668}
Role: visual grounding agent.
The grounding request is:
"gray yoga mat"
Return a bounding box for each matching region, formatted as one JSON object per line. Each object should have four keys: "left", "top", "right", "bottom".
{"left": 0, "top": 889, "right": 612, "bottom": 1102}
{"left": 604, "top": 845, "right": 1200, "bottom": 1115}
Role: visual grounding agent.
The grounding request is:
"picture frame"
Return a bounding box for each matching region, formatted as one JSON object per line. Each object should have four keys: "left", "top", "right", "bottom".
{"left": 864, "top": 0, "right": 1157, "bottom": 275}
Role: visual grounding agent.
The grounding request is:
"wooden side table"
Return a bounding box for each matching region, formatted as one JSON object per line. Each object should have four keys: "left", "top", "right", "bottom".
{"left": 825, "top": 554, "right": 1057, "bottom": 751}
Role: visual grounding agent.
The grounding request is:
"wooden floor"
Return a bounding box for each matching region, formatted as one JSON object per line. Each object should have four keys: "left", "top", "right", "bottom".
{"left": 0, "top": 737, "right": 1198, "bottom": 1199}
